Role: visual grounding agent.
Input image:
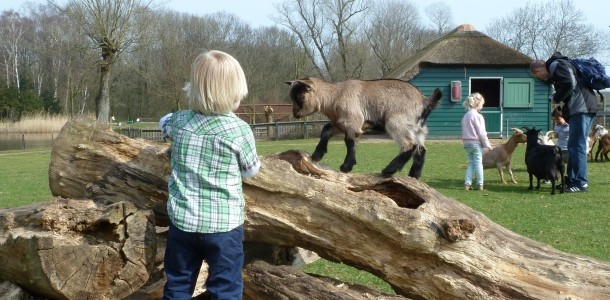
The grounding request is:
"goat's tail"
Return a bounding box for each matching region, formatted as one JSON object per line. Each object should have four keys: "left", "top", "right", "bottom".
{"left": 419, "top": 88, "right": 442, "bottom": 123}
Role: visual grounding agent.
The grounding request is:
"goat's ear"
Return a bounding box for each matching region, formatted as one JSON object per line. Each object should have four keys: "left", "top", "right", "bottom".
{"left": 285, "top": 81, "right": 294, "bottom": 86}
{"left": 512, "top": 127, "right": 523, "bottom": 133}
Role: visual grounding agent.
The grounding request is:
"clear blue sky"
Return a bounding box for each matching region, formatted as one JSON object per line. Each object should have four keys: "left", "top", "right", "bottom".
{"left": 2, "top": 0, "right": 609, "bottom": 62}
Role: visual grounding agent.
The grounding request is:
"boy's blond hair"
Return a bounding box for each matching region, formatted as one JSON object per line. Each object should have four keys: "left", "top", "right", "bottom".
{"left": 463, "top": 92, "right": 485, "bottom": 109}
{"left": 185, "top": 50, "right": 248, "bottom": 114}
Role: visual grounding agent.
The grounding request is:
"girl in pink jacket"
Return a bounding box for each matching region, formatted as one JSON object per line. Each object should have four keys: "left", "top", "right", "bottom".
{"left": 461, "top": 92, "right": 493, "bottom": 190}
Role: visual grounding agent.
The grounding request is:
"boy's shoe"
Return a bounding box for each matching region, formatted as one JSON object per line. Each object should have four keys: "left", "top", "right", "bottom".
{"left": 477, "top": 185, "right": 484, "bottom": 191}
{"left": 464, "top": 185, "right": 471, "bottom": 190}
{"left": 565, "top": 186, "right": 588, "bottom": 193}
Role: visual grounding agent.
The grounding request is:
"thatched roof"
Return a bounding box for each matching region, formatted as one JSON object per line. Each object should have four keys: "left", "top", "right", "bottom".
{"left": 387, "top": 24, "right": 534, "bottom": 80}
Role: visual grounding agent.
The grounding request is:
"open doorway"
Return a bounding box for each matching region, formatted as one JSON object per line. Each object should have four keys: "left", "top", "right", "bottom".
{"left": 470, "top": 77, "right": 502, "bottom": 135}
{"left": 471, "top": 78, "right": 501, "bottom": 107}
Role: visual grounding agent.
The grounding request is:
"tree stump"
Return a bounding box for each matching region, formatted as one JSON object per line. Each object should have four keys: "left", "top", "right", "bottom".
{"left": 46, "top": 116, "right": 610, "bottom": 299}
{"left": 0, "top": 198, "right": 156, "bottom": 299}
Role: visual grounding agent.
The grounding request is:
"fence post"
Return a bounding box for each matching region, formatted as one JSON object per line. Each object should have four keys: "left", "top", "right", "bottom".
{"left": 303, "top": 120, "right": 308, "bottom": 139}
{"left": 21, "top": 133, "right": 25, "bottom": 149}
{"left": 274, "top": 122, "right": 279, "bottom": 140}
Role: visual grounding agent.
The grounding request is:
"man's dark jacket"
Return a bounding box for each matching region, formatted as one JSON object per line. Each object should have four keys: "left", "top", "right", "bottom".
{"left": 545, "top": 52, "right": 598, "bottom": 121}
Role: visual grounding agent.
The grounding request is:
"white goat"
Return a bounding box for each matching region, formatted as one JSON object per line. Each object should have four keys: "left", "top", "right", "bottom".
{"left": 482, "top": 128, "right": 527, "bottom": 184}
{"left": 593, "top": 124, "right": 610, "bottom": 161}
{"left": 593, "top": 124, "right": 608, "bottom": 139}
{"left": 587, "top": 125, "right": 607, "bottom": 160}
{"left": 538, "top": 130, "right": 555, "bottom": 145}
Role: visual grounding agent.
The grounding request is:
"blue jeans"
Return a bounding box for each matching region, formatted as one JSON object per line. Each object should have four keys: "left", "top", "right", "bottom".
{"left": 163, "top": 224, "right": 244, "bottom": 300}
{"left": 464, "top": 143, "right": 483, "bottom": 187}
{"left": 566, "top": 113, "right": 594, "bottom": 188}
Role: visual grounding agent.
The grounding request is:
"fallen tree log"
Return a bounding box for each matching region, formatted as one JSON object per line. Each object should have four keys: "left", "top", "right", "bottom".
{"left": 0, "top": 198, "right": 156, "bottom": 299}
{"left": 48, "top": 117, "right": 610, "bottom": 299}
{"left": 242, "top": 260, "right": 407, "bottom": 300}
{"left": 48, "top": 118, "right": 171, "bottom": 225}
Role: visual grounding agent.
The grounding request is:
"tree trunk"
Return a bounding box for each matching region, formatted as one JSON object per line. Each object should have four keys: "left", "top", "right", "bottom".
{"left": 95, "top": 53, "right": 112, "bottom": 123}
{"left": 48, "top": 116, "right": 610, "bottom": 299}
{"left": 0, "top": 198, "right": 156, "bottom": 300}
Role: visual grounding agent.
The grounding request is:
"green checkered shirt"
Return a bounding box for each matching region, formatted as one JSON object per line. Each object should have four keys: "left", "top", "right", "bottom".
{"left": 161, "top": 110, "right": 260, "bottom": 233}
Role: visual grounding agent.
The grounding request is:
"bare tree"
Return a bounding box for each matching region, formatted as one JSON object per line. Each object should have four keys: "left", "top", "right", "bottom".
{"left": 365, "top": 0, "right": 422, "bottom": 77}
{"left": 486, "top": 0, "right": 607, "bottom": 60}
{"left": 425, "top": 2, "right": 453, "bottom": 35}
{"left": 0, "top": 10, "right": 29, "bottom": 91}
{"left": 274, "top": 0, "right": 371, "bottom": 81}
{"left": 53, "top": 0, "right": 155, "bottom": 123}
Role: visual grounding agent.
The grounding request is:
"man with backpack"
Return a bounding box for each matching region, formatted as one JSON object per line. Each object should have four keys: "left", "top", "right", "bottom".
{"left": 530, "top": 52, "right": 599, "bottom": 193}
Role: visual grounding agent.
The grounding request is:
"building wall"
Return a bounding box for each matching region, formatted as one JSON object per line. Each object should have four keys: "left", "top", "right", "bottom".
{"left": 410, "top": 65, "right": 552, "bottom": 139}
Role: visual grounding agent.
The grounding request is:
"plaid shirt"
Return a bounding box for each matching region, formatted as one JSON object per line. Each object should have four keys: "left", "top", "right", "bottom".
{"left": 160, "top": 110, "right": 260, "bottom": 233}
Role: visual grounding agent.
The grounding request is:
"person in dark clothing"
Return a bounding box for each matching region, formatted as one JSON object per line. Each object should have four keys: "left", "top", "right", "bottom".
{"left": 530, "top": 52, "right": 598, "bottom": 193}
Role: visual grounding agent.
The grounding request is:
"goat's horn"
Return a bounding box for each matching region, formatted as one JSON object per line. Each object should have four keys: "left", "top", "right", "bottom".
{"left": 511, "top": 127, "right": 523, "bottom": 133}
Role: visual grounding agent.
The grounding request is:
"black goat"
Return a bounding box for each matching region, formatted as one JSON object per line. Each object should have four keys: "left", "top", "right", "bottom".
{"left": 524, "top": 127, "right": 565, "bottom": 194}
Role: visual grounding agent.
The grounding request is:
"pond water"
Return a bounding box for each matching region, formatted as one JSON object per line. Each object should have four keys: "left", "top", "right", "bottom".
{"left": 0, "top": 133, "right": 57, "bottom": 151}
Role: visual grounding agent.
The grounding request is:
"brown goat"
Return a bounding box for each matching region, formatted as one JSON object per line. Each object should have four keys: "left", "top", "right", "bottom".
{"left": 482, "top": 128, "right": 527, "bottom": 184}
{"left": 286, "top": 77, "right": 442, "bottom": 177}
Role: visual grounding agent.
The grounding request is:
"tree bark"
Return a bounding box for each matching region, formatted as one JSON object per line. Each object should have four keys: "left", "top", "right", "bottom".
{"left": 48, "top": 116, "right": 610, "bottom": 299}
{"left": 0, "top": 198, "right": 156, "bottom": 300}
{"left": 95, "top": 58, "right": 112, "bottom": 123}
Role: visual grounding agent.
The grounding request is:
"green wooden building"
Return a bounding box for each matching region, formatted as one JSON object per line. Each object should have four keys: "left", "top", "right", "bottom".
{"left": 388, "top": 24, "right": 552, "bottom": 139}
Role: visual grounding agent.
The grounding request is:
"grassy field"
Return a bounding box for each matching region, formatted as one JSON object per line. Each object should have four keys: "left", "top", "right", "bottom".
{"left": 1, "top": 137, "right": 609, "bottom": 294}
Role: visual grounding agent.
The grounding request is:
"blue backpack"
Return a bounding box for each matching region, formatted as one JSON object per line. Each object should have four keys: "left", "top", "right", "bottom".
{"left": 568, "top": 57, "right": 610, "bottom": 92}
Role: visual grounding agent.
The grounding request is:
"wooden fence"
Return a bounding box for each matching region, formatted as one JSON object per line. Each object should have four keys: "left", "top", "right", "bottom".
{"left": 115, "top": 120, "right": 329, "bottom": 141}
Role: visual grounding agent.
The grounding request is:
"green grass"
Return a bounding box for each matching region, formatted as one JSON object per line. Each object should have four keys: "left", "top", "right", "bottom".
{"left": 2, "top": 137, "right": 609, "bottom": 294}
{"left": 0, "top": 149, "right": 53, "bottom": 208}
{"left": 112, "top": 121, "right": 159, "bottom": 130}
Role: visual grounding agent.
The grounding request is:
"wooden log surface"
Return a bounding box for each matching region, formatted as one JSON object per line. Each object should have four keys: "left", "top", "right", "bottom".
{"left": 47, "top": 116, "right": 610, "bottom": 299}
{"left": 48, "top": 118, "right": 171, "bottom": 225}
{"left": 0, "top": 198, "right": 156, "bottom": 299}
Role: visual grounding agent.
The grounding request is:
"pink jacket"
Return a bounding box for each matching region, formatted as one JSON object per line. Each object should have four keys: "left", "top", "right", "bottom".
{"left": 461, "top": 109, "right": 491, "bottom": 149}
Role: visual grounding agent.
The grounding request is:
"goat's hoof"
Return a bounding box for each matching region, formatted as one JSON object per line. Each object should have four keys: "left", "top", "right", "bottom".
{"left": 340, "top": 164, "right": 353, "bottom": 173}
{"left": 311, "top": 152, "right": 324, "bottom": 162}
{"left": 381, "top": 169, "right": 396, "bottom": 177}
